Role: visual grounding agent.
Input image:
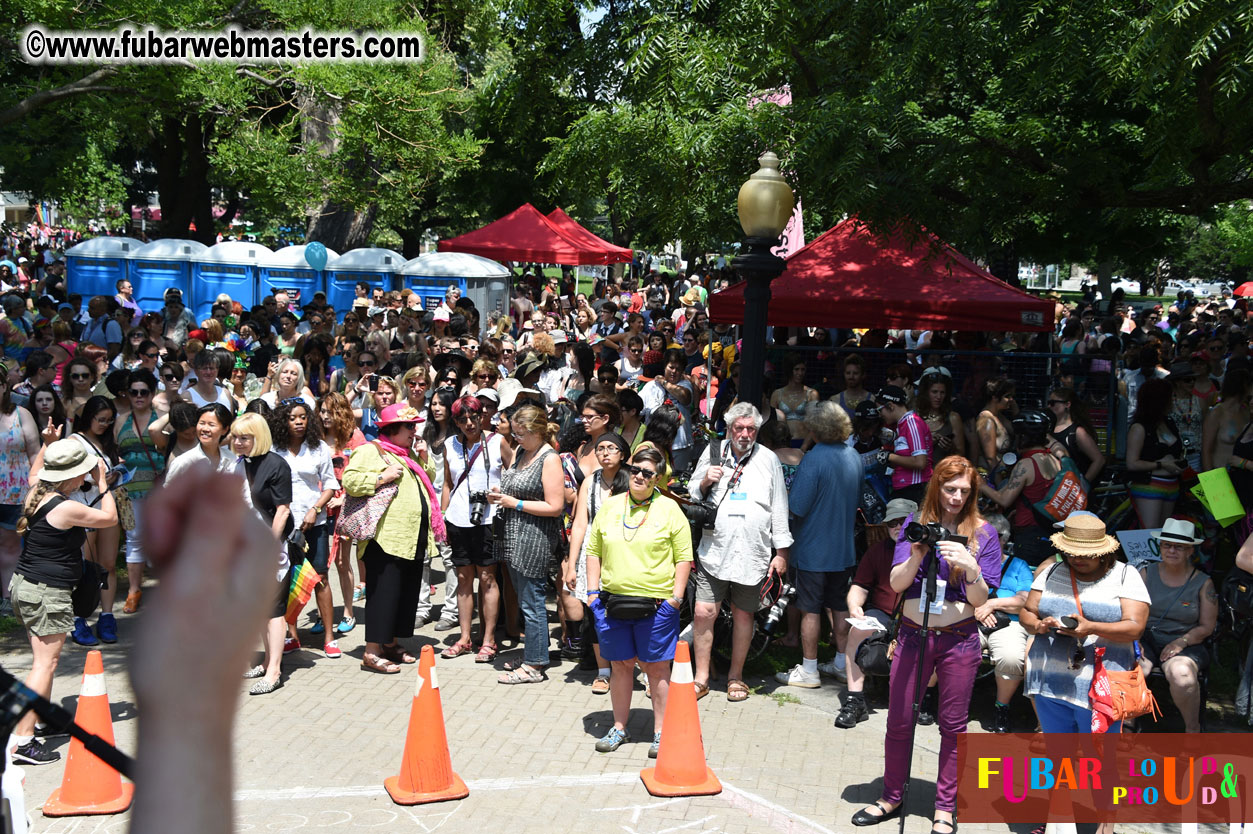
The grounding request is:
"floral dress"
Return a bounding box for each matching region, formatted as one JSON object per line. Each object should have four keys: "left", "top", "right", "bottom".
{"left": 0, "top": 410, "right": 28, "bottom": 507}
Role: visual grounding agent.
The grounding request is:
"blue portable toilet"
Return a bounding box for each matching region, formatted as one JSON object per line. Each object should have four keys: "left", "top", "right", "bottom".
{"left": 400, "top": 252, "right": 509, "bottom": 317}
{"left": 258, "top": 244, "right": 340, "bottom": 315}
{"left": 130, "top": 239, "right": 207, "bottom": 316}
{"left": 64, "top": 236, "right": 144, "bottom": 302}
{"left": 325, "top": 248, "right": 404, "bottom": 315}
{"left": 190, "top": 241, "right": 273, "bottom": 321}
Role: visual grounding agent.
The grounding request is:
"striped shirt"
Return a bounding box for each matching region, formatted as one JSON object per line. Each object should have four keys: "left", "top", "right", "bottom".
{"left": 891, "top": 410, "right": 933, "bottom": 491}
{"left": 1024, "top": 561, "right": 1150, "bottom": 709}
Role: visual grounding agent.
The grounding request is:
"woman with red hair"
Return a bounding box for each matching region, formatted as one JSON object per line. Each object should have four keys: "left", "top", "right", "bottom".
{"left": 852, "top": 455, "right": 1003, "bottom": 834}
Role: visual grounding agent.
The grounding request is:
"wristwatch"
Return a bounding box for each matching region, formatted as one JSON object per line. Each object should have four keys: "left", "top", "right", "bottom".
{"left": 668, "top": 596, "right": 683, "bottom": 609}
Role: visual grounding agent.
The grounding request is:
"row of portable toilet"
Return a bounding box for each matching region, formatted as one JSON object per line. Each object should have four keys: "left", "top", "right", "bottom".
{"left": 64, "top": 238, "right": 512, "bottom": 324}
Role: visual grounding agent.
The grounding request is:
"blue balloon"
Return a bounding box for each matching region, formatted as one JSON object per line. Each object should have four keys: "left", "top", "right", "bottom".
{"left": 304, "top": 242, "right": 328, "bottom": 271}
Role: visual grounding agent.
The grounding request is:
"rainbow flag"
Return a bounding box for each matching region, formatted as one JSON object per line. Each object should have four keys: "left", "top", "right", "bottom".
{"left": 284, "top": 559, "right": 321, "bottom": 625}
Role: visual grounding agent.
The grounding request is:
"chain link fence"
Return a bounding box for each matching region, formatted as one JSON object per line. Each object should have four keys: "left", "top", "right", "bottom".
{"left": 769, "top": 346, "right": 1120, "bottom": 458}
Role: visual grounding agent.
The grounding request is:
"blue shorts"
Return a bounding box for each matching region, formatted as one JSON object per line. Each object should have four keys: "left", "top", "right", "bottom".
{"left": 590, "top": 596, "right": 680, "bottom": 664}
{"left": 1034, "top": 694, "right": 1121, "bottom": 734}
{"left": 0, "top": 504, "right": 19, "bottom": 532}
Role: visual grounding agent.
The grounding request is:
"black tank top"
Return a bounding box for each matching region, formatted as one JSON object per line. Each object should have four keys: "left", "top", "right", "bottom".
{"left": 1052, "top": 424, "right": 1092, "bottom": 477}
{"left": 17, "top": 495, "right": 86, "bottom": 589}
{"left": 1230, "top": 421, "right": 1253, "bottom": 502}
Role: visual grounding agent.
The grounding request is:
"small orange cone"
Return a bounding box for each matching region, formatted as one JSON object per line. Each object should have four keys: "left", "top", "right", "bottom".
{"left": 641, "top": 641, "right": 722, "bottom": 797}
{"left": 43, "top": 651, "right": 133, "bottom": 816}
{"left": 384, "top": 645, "right": 468, "bottom": 805}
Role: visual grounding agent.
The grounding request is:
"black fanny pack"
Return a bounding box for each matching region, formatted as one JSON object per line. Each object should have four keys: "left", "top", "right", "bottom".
{"left": 602, "top": 592, "right": 659, "bottom": 620}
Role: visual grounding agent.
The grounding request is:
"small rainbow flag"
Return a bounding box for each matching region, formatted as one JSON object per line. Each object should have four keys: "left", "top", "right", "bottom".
{"left": 284, "top": 559, "right": 322, "bottom": 625}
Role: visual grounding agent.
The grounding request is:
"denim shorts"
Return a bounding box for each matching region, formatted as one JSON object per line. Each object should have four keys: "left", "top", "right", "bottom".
{"left": 590, "top": 596, "right": 681, "bottom": 663}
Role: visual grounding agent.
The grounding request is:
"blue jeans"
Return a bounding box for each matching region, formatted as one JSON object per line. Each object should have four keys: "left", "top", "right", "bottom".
{"left": 510, "top": 566, "right": 550, "bottom": 667}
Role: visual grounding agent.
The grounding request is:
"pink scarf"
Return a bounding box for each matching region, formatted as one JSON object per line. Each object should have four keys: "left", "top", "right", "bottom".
{"left": 372, "top": 439, "right": 447, "bottom": 543}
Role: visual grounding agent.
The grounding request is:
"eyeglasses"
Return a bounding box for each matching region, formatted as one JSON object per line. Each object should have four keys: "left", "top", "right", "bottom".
{"left": 454, "top": 413, "right": 479, "bottom": 424}
{"left": 1047, "top": 399, "right": 1067, "bottom": 406}
{"left": 128, "top": 388, "right": 151, "bottom": 397}
{"left": 624, "top": 464, "right": 658, "bottom": 479}
{"left": 474, "top": 374, "right": 495, "bottom": 381}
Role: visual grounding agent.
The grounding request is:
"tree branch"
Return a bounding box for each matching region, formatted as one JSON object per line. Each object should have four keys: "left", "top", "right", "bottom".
{"left": 0, "top": 66, "right": 120, "bottom": 127}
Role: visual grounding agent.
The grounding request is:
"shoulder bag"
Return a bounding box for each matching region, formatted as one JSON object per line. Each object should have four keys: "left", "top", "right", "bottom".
{"left": 335, "top": 443, "right": 400, "bottom": 541}
{"left": 855, "top": 595, "right": 906, "bottom": 677}
{"left": 1072, "top": 566, "right": 1159, "bottom": 724}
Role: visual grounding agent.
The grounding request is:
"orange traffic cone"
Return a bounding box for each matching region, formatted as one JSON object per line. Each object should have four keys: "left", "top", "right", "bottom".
{"left": 384, "top": 645, "right": 469, "bottom": 805}
{"left": 641, "top": 640, "right": 722, "bottom": 797}
{"left": 43, "top": 651, "right": 133, "bottom": 816}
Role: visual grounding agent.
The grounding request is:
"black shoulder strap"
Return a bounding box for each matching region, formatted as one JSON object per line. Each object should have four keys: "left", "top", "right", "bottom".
{"left": 709, "top": 437, "right": 722, "bottom": 468}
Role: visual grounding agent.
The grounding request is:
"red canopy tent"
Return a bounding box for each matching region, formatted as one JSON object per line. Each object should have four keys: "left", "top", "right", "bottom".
{"left": 438, "top": 203, "right": 629, "bottom": 265}
{"left": 545, "top": 208, "right": 633, "bottom": 264}
{"left": 710, "top": 218, "right": 1055, "bottom": 332}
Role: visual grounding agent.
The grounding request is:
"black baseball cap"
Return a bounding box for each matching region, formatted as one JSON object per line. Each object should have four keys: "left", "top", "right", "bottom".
{"left": 876, "top": 386, "right": 909, "bottom": 407}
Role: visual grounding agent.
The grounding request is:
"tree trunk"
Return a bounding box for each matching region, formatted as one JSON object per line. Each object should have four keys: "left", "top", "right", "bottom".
{"left": 300, "top": 85, "right": 377, "bottom": 250}
{"left": 1097, "top": 260, "right": 1114, "bottom": 304}
{"left": 150, "top": 114, "right": 216, "bottom": 245}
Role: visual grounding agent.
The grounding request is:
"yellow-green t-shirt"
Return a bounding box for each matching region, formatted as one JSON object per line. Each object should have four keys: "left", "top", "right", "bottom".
{"left": 586, "top": 491, "right": 693, "bottom": 598}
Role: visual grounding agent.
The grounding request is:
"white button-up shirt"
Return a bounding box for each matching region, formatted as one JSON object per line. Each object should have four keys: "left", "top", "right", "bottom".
{"left": 688, "top": 442, "right": 793, "bottom": 585}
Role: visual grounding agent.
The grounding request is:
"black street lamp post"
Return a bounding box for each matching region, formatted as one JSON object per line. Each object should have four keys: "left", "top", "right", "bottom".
{"left": 731, "top": 152, "right": 795, "bottom": 412}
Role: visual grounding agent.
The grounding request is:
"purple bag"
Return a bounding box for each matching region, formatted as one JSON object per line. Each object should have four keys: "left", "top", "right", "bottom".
{"left": 334, "top": 482, "right": 399, "bottom": 541}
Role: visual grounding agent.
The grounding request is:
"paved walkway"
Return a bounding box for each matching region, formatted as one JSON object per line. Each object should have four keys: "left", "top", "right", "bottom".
{"left": 0, "top": 574, "right": 1198, "bottom": 834}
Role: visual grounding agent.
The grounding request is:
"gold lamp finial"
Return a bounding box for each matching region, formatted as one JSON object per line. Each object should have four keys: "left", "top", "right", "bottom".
{"left": 737, "top": 151, "right": 795, "bottom": 239}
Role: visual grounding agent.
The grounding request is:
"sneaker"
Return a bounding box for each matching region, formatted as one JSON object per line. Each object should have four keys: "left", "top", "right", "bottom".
{"left": 335, "top": 616, "right": 356, "bottom": 634}
{"left": 648, "top": 732, "right": 661, "bottom": 759}
{"left": 774, "top": 664, "right": 821, "bottom": 689}
{"left": 283, "top": 637, "right": 301, "bottom": 655}
{"left": 834, "top": 695, "right": 869, "bottom": 729}
{"left": 34, "top": 722, "right": 69, "bottom": 739}
{"left": 992, "top": 702, "right": 1012, "bottom": 734}
{"left": 309, "top": 612, "right": 325, "bottom": 635}
{"left": 917, "top": 687, "right": 938, "bottom": 726}
{"left": 352, "top": 586, "right": 366, "bottom": 603}
{"left": 560, "top": 635, "right": 584, "bottom": 660}
{"left": 11, "top": 739, "right": 59, "bottom": 765}
{"left": 433, "top": 617, "right": 458, "bottom": 632}
{"left": 96, "top": 612, "right": 117, "bottom": 644}
{"left": 817, "top": 658, "right": 847, "bottom": 683}
{"left": 71, "top": 617, "right": 100, "bottom": 646}
{"left": 595, "top": 727, "right": 630, "bottom": 753}
{"left": 323, "top": 641, "right": 343, "bottom": 659}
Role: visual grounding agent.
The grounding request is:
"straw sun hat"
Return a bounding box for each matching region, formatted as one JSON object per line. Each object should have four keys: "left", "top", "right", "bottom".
{"left": 1050, "top": 512, "right": 1120, "bottom": 558}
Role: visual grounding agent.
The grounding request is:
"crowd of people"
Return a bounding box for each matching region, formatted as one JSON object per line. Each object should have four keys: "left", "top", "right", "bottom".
{"left": 0, "top": 248, "right": 1241, "bottom": 834}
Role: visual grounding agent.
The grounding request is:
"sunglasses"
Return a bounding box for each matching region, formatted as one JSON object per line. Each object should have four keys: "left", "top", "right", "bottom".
{"left": 129, "top": 388, "right": 151, "bottom": 397}
{"left": 474, "top": 374, "right": 496, "bottom": 381}
{"left": 281, "top": 397, "right": 306, "bottom": 407}
{"left": 1047, "top": 399, "right": 1067, "bottom": 406}
{"left": 501, "top": 349, "right": 516, "bottom": 355}
{"left": 407, "top": 379, "right": 428, "bottom": 387}
{"left": 1069, "top": 641, "right": 1086, "bottom": 671}
{"left": 624, "top": 464, "right": 658, "bottom": 479}
{"left": 358, "top": 360, "right": 376, "bottom": 367}
{"left": 161, "top": 372, "right": 177, "bottom": 381}
{"left": 454, "top": 413, "right": 479, "bottom": 423}
{"left": 71, "top": 372, "right": 92, "bottom": 380}
{"left": 143, "top": 352, "right": 160, "bottom": 359}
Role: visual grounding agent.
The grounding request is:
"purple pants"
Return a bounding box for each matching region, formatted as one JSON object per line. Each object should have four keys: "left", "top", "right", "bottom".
{"left": 882, "top": 620, "right": 981, "bottom": 813}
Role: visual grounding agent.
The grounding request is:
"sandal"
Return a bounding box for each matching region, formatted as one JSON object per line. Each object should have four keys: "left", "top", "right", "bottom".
{"left": 440, "top": 641, "right": 475, "bottom": 659}
{"left": 382, "top": 644, "right": 416, "bottom": 664}
{"left": 360, "top": 653, "right": 401, "bottom": 674}
{"left": 591, "top": 675, "right": 610, "bottom": 695}
{"left": 727, "top": 679, "right": 750, "bottom": 702}
{"left": 693, "top": 681, "right": 711, "bottom": 701}
{"left": 930, "top": 818, "right": 957, "bottom": 834}
{"left": 475, "top": 643, "right": 498, "bottom": 663}
{"left": 498, "top": 665, "right": 544, "bottom": 685}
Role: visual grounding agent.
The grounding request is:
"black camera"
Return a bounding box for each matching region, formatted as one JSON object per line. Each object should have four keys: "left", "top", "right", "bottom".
{"left": 469, "top": 491, "right": 490, "bottom": 526}
{"left": 904, "top": 521, "right": 948, "bottom": 546}
{"left": 682, "top": 500, "right": 718, "bottom": 530}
